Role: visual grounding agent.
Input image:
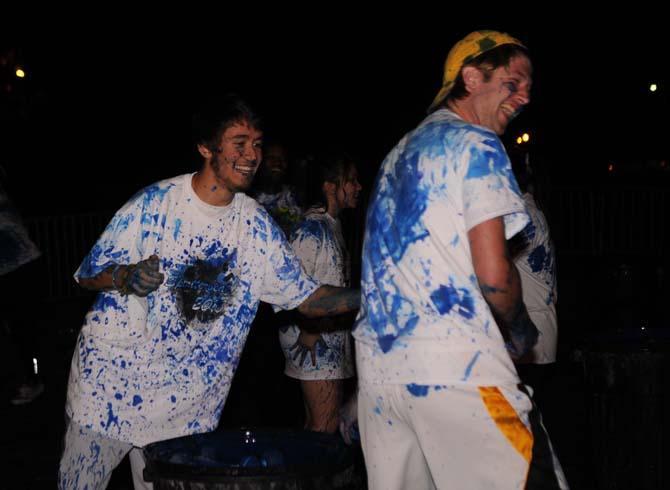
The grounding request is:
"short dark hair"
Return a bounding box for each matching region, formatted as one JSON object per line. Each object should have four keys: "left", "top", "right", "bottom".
{"left": 447, "top": 44, "right": 529, "bottom": 102}
{"left": 191, "top": 94, "right": 263, "bottom": 150}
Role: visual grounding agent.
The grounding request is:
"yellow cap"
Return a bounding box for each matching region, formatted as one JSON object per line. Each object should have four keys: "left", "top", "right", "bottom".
{"left": 428, "top": 30, "right": 525, "bottom": 112}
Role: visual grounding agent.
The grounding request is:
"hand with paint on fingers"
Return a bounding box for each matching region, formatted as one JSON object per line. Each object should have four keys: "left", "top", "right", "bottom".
{"left": 339, "top": 391, "right": 359, "bottom": 445}
{"left": 122, "top": 255, "right": 164, "bottom": 297}
{"left": 290, "top": 329, "right": 326, "bottom": 367}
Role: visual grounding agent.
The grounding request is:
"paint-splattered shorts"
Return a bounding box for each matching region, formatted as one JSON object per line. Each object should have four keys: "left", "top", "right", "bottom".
{"left": 58, "top": 418, "right": 152, "bottom": 489}
{"left": 357, "top": 382, "right": 569, "bottom": 490}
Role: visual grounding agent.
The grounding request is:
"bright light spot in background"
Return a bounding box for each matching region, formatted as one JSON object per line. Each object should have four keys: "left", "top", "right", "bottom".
{"left": 650, "top": 83, "right": 658, "bottom": 92}
{"left": 608, "top": 163, "right": 614, "bottom": 172}
{"left": 15, "top": 68, "right": 25, "bottom": 78}
{"left": 33, "top": 357, "right": 39, "bottom": 375}
{"left": 522, "top": 133, "right": 530, "bottom": 143}
{"left": 516, "top": 136, "right": 523, "bottom": 145}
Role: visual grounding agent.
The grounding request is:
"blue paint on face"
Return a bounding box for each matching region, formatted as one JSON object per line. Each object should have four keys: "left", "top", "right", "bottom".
{"left": 132, "top": 395, "right": 143, "bottom": 406}
{"left": 462, "top": 350, "right": 481, "bottom": 381}
{"left": 406, "top": 383, "right": 429, "bottom": 397}
{"left": 430, "top": 283, "right": 475, "bottom": 319}
{"left": 173, "top": 219, "right": 182, "bottom": 240}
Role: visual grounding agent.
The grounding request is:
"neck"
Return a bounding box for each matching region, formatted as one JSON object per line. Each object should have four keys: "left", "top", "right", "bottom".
{"left": 192, "top": 165, "right": 235, "bottom": 207}
{"left": 446, "top": 99, "right": 479, "bottom": 126}
{"left": 326, "top": 195, "right": 340, "bottom": 218}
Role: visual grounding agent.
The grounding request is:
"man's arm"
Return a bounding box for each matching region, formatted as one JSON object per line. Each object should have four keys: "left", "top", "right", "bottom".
{"left": 468, "top": 217, "right": 538, "bottom": 359}
{"left": 78, "top": 255, "right": 164, "bottom": 297}
{"left": 296, "top": 285, "right": 360, "bottom": 320}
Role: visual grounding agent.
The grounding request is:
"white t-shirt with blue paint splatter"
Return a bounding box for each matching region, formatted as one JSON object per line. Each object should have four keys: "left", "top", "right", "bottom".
{"left": 353, "top": 109, "right": 529, "bottom": 386}
{"left": 279, "top": 208, "right": 354, "bottom": 380}
{"left": 66, "top": 173, "right": 319, "bottom": 446}
{"left": 514, "top": 193, "right": 558, "bottom": 363}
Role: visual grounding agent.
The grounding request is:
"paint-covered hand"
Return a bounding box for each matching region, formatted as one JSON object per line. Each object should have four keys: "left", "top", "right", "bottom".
{"left": 339, "top": 392, "right": 359, "bottom": 445}
{"left": 124, "top": 255, "right": 164, "bottom": 297}
{"left": 290, "top": 330, "right": 326, "bottom": 367}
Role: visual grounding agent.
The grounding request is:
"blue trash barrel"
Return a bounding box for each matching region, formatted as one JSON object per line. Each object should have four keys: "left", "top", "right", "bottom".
{"left": 580, "top": 327, "right": 670, "bottom": 489}
{"left": 143, "top": 428, "right": 358, "bottom": 489}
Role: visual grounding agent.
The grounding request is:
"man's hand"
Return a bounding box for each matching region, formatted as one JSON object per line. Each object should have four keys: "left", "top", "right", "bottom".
{"left": 290, "top": 330, "right": 326, "bottom": 367}
{"left": 120, "top": 255, "right": 164, "bottom": 297}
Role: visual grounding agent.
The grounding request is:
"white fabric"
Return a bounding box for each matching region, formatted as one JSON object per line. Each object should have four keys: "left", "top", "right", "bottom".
{"left": 66, "top": 173, "right": 318, "bottom": 446}
{"left": 279, "top": 209, "right": 354, "bottom": 380}
{"left": 353, "top": 109, "right": 529, "bottom": 385}
{"left": 515, "top": 193, "right": 558, "bottom": 363}
{"left": 357, "top": 379, "right": 567, "bottom": 490}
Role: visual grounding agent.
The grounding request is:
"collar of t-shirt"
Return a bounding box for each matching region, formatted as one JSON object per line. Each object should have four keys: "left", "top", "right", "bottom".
{"left": 184, "top": 173, "right": 237, "bottom": 219}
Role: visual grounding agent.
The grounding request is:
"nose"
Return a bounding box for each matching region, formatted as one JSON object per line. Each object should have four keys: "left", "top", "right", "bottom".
{"left": 516, "top": 86, "right": 531, "bottom": 106}
{"left": 244, "top": 143, "right": 259, "bottom": 162}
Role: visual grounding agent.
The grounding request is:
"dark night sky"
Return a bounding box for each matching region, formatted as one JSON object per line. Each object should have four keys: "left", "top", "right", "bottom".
{"left": 3, "top": 21, "right": 668, "bottom": 215}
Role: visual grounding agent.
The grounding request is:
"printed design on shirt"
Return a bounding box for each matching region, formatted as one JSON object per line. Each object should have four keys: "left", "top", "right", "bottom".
{"left": 167, "top": 248, "right": 239, "bottom": 324}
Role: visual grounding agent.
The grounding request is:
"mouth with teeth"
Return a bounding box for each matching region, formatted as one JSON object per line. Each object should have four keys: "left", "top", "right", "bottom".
{"left": 233, "top": 161, "right": 258, "bottom": 177}
{"left": 500, "top": 103, "right": 522, "bottom": 121}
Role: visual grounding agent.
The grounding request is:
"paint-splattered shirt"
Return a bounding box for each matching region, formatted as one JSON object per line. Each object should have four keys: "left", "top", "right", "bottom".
{"left": 279, "top": 208, "right": 354, "bottom": 380}
{"left": 66, "top": 173, "right": 318, "bottom": 446}
{"left": 353, "top": 109, "right": 529, "bottom": 385}
{"left": 514, "top": 193, "right": 558, "bottom": 363}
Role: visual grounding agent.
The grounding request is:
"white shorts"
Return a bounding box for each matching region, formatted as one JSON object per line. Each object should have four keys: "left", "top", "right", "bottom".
{"left": 279, "top": 325, "right": 354, "bottom": 380}
{"left": 357, "top": 381, "right": 568, "bottom": 490}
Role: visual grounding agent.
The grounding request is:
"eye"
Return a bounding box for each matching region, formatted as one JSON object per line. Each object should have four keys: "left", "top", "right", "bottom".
{"left": 503, "top": 81, "right": 518, "bottom": 94}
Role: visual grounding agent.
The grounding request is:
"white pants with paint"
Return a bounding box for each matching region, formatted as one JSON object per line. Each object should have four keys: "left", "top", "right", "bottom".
{"left": 59, "top": 418, "right": 152, "bottom": 490}
{"left": 357, "top": 381, "right": 568, "bottom": 490}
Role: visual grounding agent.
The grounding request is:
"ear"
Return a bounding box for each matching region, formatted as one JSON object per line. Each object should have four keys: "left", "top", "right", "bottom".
{"left": 461, "top": 66, "right": 484, "bottom": 93}
{"left": 197, "top": 144, "right": 213, "bottom": 160}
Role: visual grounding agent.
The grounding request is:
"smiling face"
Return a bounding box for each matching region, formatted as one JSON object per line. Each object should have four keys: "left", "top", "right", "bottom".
{"left": 468, "top": 54, "right": 532, "bottom": 135}
{"left": 205, "top": 121, "right": 263, "bottom": 194}
{"left": 336, "top": 164, "right": 362, "bottom": 210}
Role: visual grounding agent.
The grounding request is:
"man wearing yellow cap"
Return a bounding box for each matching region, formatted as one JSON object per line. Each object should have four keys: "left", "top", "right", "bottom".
{"left": 352, "top": 31, "right": 568, "bottom": 488}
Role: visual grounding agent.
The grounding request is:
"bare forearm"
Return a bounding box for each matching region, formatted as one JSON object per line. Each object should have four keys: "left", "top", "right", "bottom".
{"left": 78, "top": 265, "right": 126, "bottom": 291}
{"left": 297, "top": 285, "right": 360, "bottom": 318}
{"left": 478, "top": 264, "right": 538, "bottom": 357}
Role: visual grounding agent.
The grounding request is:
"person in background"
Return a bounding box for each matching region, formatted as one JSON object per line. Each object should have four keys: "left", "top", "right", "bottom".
{"left": 507, "top": 145, "right": 558, "bottom": 408}
{"left": 279, "top": 152, "right": 362, "bottom": 433}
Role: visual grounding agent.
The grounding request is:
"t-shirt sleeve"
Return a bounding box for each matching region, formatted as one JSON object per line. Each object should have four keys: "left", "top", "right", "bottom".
{"left": 258, "top": 210, "right": 319, "bottom": 310}
{"left": 74, "top": 196, "right": 144, "bottom": 281}
{"left": 461, "top": 133, "right": 529, "bottom": 239}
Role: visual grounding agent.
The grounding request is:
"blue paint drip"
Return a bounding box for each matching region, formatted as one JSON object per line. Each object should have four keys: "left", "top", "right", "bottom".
{"left": 462, "top": 351, "right": 481, "bottom": 381}
{"left": 173, "top": 218, "right": 182, "bottom": 240}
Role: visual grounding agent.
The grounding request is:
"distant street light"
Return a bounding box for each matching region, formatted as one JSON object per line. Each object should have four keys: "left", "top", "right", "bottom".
{"left": 650, "top": 83, "right": 658, "bottom": 92}
{"left": 522, "top": 133, "right": 530, "bottom": 143}
{"left": 15, "top": 68, "right": 26, "bottom": 78}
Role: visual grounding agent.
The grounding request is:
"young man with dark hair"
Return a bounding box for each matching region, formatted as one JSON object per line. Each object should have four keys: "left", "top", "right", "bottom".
{"left": 59, "top": 95, "right": 359, "bottom": 489}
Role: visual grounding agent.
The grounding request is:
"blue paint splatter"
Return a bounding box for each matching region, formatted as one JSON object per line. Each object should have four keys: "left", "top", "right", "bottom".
{"left": 430, "top": 283, "right": 475, "bottom": 319}
{"left": 173, "top": 218, "right": 182, "bottom": 240}
{"left": 528, "top": 245, "right": 548, "bottom": 273}
{"left": 132, "top": 395, "right": 143, "bottom": 406}
{"left": 406, "top": 383, "right": 429, "bottom": 397}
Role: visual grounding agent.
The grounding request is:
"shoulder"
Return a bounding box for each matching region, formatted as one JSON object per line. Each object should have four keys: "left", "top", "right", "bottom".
{"left": 126, "top": 174, "right": 185, "bottom": 208}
